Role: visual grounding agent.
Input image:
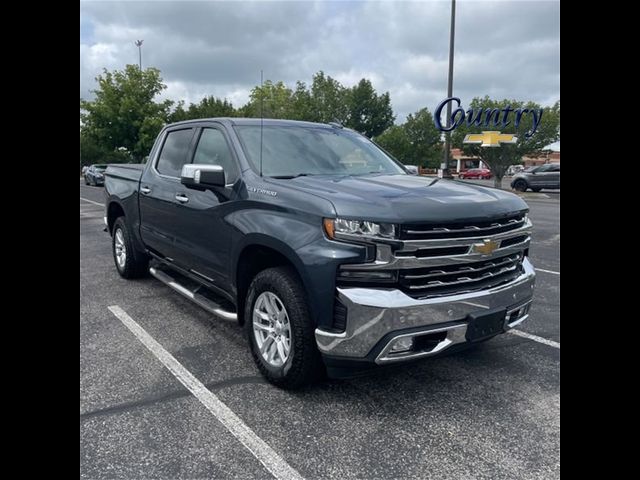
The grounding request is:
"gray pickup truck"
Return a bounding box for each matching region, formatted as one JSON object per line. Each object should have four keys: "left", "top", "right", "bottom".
{"left": 104, "top": 118, "right": 536, "bottom": 388}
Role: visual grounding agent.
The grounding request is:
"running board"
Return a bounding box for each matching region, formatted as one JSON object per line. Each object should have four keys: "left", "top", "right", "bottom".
{"left": 149, "top": 267, "right": 237, "bottom": 321}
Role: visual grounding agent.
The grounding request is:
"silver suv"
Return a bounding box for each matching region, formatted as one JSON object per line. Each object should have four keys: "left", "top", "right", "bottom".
{"left": 511, "top": 163, "right": 560, "bottom": 192}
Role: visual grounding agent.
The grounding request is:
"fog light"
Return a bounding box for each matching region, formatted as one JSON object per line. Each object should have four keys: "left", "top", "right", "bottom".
{"left": 389, "top": 336, "right": 414, "bottom": 354}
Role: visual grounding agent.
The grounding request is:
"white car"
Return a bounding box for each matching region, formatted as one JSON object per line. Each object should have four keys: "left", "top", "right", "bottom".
{"left": 506, "top": 165, "right": 524, "bottom": 176}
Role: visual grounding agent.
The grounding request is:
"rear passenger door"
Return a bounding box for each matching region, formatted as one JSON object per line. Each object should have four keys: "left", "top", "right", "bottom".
{"left": 139, "top": 127, "right": 196, "bottom": 264}
{"left": 171, "top": 125, "right": 241, "bottom": 289}
{"left": 548, "top": 164, "right": 560, "bottom": 188}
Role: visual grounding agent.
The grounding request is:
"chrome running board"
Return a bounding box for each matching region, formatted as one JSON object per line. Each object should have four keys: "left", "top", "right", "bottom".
{"left": 149, "top": 267, "right": 237, "bottom": 321}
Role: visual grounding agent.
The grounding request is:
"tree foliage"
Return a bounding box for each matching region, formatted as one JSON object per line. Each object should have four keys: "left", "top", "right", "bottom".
{"left": 345, "top": 79, "right": 395, "bottom": 137}
{"left": 80, "top": 65, "right": 173, "bottom": 161}
{"left": 451, "top": 97, "right": 560, "bottom": 187}
{"left": 376, "top": 107, "right": 442, "bottom": 168}
{"left": 80, "top": 65, "right": 557, "bottom": 181}
{"left": 242, "top": 80, "right": 294, "bottom": 118}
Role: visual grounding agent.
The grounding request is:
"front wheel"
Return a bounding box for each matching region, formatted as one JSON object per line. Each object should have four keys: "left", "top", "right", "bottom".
{"left": 513, "top": 180, "right": 528, "bottom": 192}
{"left": 531, "top": 187, "right": 542, "bottom": 192}
{"left": 245, "top": 267, "right": 323, "bottom": 389}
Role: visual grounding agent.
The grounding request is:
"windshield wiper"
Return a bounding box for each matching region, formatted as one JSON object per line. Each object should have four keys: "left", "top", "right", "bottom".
{"left": 268, "top": 173, "right": 312, "bottom": 179}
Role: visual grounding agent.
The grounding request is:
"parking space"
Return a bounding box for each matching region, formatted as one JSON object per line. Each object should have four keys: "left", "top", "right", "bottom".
{"left": 80, "top": 181, "right": 559, "bottom": 479}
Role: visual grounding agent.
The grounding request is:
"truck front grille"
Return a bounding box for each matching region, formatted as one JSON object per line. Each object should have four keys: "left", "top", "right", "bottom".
{"left": 398, "top": 253, "right": 524, "bottom": 299}
{"left": 337, "top": 212, "right": 532, "bottom": 300}
{"left": 400, "top": 212, "right": 526, "bottom": 240}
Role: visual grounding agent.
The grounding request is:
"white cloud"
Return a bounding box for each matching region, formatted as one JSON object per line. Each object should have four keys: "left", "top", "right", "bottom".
{"left": 80, "top": 0, "right": 560, "bottom": 122}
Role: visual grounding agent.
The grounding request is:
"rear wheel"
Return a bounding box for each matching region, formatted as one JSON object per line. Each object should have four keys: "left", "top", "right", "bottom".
{"left": 112, "top": 217, "right": 149, "bottom": 279}
{"left": 513, "top": 180, "right": 528, "bottom": 192}
{"left": 245, "top": 266, "right": 323, "bottom": 389}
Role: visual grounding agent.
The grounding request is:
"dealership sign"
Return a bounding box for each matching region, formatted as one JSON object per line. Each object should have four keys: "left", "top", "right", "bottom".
{"left": 433, "top": 97, "right": 544, "bottom": 145}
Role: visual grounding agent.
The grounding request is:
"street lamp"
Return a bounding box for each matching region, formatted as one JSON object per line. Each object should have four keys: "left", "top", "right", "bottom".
{"left": 442, "top": 0, "right": 456, "bottom": 179}
{"left": 135, "top": 39, "right": 144, "bottom": 70}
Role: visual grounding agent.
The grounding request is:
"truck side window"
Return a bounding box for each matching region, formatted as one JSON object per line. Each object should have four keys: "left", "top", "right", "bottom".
{"left": 193, "top": 128, "right": 238, "bottom": 183}
{"left": 156, "top": 128, "right": 194, "bottom": 178}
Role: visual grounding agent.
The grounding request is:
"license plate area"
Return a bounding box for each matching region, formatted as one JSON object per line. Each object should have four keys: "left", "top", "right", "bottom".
{"left": 465, "top": 308, "right": 507, "bottom": 342}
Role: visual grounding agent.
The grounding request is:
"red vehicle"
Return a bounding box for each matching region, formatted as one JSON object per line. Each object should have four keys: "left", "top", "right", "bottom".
{"left": 459, "top": 168, "right": 492, "bottom": 179}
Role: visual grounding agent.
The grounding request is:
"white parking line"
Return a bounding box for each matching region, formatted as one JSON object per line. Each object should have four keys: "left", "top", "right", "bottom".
{"left": 536, "top": 268, "right": 560, "bottom": 275}
{"left": 107, "top": 305, "right": 303, "bottom": 480}
{"left": 508, "top": 329, "right": 560, "bottom": 349}
{"left": 80, "top": 197, "right": 104, "bottom": 207}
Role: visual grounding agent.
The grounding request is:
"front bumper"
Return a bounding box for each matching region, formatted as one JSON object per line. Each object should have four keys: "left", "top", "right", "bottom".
{"left": 315, "top": 257, "right": 535, "bottom": 365}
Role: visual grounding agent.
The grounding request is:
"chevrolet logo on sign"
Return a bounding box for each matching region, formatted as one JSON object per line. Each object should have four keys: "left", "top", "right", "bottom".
{"left": 463, "top": 131, "right": 517, "bottom": 147}
{"left": 471, "top": 239, "right": 500, "bottom": 255}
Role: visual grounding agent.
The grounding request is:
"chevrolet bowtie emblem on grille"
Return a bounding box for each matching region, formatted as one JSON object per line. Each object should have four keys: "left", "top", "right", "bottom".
{"left": 463, "top": 131, "right": 517, "bottom": 147}
{"left": 471, "top": 239, "right": 500, "bottom": 255}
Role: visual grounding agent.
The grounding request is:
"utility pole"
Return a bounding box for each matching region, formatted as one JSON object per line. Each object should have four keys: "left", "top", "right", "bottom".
{"left": 442, "top": 0, "right": 456, "bottom": 179}
{"left": 135, "top": 40, "right": 144, "bottom": 70}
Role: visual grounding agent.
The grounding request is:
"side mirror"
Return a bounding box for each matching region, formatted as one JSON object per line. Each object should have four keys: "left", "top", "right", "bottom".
{"left": 181, "top": 164, "right": 225, "bottom": 190}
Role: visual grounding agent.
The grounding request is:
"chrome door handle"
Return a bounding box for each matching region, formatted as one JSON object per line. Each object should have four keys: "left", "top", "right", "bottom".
{"left": 175, "top": 193, "right": 189, "bottom": 203}
{"left": 140, "top": 186, "right": 151, "bottom": 194}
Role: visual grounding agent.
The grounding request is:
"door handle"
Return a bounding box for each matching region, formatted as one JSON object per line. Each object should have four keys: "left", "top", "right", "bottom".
{"left": 140, "top": 186, "right": 151, "bottom": 194}
{"left": 175, "top": 193, "right": 189, "bottom": 203}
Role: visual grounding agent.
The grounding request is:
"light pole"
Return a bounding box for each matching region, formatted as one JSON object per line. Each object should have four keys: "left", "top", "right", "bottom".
{"left": 442, "top": 0, "right": 456, "bottom": 179}
{"left": 135, "top": 40, "right": 144, "bottom": 70}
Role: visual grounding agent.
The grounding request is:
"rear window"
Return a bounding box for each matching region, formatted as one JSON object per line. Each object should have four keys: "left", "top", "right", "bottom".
{"left": 156, "top": 129, "right": 194, "bottom": 177}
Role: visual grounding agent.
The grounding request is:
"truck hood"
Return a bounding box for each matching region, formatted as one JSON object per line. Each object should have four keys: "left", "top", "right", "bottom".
{"left": 270, "top": 174, "right": 528, "bottom": 223}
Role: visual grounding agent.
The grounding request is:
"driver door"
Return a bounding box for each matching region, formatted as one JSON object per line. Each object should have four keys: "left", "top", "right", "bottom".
{"left": 171, "top": 125, "right": 241, "bottom": 289}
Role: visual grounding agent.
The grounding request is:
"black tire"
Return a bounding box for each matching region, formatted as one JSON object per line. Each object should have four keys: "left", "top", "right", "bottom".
{"left": 112, "top": 217, "right": 149, "bottom": 279}
{"left": 531, "top": 188, "right": 542, "bottom": 192}
{"left": 513, "top": 180, "right": 528, "bottom": 192}
{"left": 244, "top": 267, "right": 323, "bottom": 389}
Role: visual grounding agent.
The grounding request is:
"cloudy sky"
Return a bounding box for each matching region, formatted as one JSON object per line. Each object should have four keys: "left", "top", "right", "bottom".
{"left": 80, "top": 0, "right": 559, "bottom": 123}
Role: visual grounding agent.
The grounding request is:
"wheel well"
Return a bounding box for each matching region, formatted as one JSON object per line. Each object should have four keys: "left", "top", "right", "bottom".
{"left": 236, "top": 245, "right": 298, "bottom": 325}
{"left": 107, "top": 202, "right": 125, "bottom": 234}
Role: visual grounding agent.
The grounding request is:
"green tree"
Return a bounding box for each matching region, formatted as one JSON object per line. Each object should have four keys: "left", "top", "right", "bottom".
{"left": 403, "top": 108, "right": 442, "bottom": 168}
{"left": 345, "top": 79, "right": 395, "bottom": 138}
{"left": 308, "top": 71, "right": 348, "bottom": 124}
{"left": 80, "top": 129, "right": 133, "bottom": 168}
{"left": 375, "top": 125, "right": 412, "bottom": 164}
{"left": 80, "top": 65, "right": 173, "bottom": 161}
{"left": 289, "top": 81, "right": 313, "bottom": 121}
{"left": 375, "top": 107, "right": 442, "bottom": 168}
{"left": 168, "top": 101, "right": 189, "bottom": 123}
{"left": 243, "top": 80, "right": 293, "bottom": 118}
{"left": 451, "top": 97, "right": 560, "bottom": 187}
{"left": 187, "top": 96, "right": 236, "bottom": 118}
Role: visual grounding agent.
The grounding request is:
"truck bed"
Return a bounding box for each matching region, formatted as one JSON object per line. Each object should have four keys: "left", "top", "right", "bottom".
{"left": 105, "top": 163, "right": 145, "bottom": 182}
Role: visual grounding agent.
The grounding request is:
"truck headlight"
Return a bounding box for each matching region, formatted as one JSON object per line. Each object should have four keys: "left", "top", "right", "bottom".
{"left": 323, "top": 218, "right": 396, "bottom": 240}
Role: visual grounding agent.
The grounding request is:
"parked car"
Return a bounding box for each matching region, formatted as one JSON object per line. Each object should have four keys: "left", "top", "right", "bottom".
{"left": 510, "top": 163, "right": 560, "bottom": 192}
{"left": 506, "top": 165, "right": 524, "bottom": 176}
{"left": 459, "top": 168, "right": 492, "bottom": 179}
{"left": 84, "top": 164, "right": 108, "bottom": 186}
{"left": 404, "top": 165, "right": 419, "bottom": 175}
{"left": 104, "top": 118, "right": 535, "bottom": 389}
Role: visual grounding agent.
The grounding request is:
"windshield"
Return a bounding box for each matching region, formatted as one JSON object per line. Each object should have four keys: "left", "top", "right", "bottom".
{"left": 234, "top": 125, "right": 406, "bottom": 177}
{"left": 524, "top": 166, "right": 538, "bottom": 173}
{"left": 94, "top": 165, "right": 108, "bottom": 170}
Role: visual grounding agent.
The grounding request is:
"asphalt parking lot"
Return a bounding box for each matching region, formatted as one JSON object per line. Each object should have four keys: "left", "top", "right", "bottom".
{"left": 80, "top": 179, "right": 560, "bottom": 479}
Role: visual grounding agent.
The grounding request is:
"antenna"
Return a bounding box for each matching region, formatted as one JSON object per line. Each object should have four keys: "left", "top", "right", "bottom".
{"left": 260, "top": 70, "right": 264, "bottom": 177}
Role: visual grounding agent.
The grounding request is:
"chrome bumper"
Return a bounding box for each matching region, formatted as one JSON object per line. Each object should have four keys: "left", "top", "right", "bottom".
{"left": 315, "top": 257, "right": 536, "bottom": 364}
